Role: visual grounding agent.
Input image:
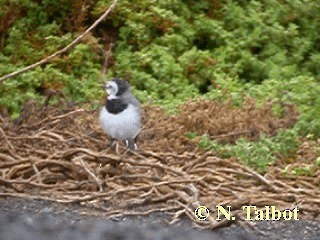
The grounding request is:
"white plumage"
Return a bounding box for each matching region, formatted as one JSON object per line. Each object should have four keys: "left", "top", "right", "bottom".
{"left": 99, "top": 103, "right": 141, "bottom": 141}
{"left": 99, "top": 78, "right": 141, "bottom": 150}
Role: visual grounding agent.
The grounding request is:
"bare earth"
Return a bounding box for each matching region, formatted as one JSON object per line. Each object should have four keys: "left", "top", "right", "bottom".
{"left": 0, "top": 197, "right": 319, "bottom": 240}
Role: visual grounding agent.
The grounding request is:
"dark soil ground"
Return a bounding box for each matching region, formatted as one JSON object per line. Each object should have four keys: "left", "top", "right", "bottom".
{"left": 0, "top": 197, "right": 319, "bottom": 240}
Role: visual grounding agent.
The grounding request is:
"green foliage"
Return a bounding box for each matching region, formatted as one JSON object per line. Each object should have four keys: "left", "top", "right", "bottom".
{"left": 2, "top": 0, "right": 320, "bottom": 113}
{"left": 213, "top": 0, "right": 320, "bottom": 83}
{"left": 1, "top": 0, "right": 320, "bottom": 172}
{"left": 198, "top": 134, "right": 213, "bottom": 151}
{"left": 0, "top": 0, "right": 102, "bottom": 115}
{"left": 291, "top": 166, "right": 313, "bottom": 177}
{"left": 185, "top": 131, "right": 198, "bottom": 140}
{"left": 198, "top": 130, "right": 299, "bottom": 172}
{"left": 246, "top": 76, "right": 320, "bottom": 138}
{"left": 282, "top": 160, "right": 319, "bottom": 177}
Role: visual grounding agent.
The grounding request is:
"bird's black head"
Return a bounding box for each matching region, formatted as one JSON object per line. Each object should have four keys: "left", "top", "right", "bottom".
{"left": 111, "top": 78, "right": 130, "bottom": 96}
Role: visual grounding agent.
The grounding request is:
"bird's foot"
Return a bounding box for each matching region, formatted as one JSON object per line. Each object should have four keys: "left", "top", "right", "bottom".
{"left": 125, "top": 139, "right": 138, "bottom": 151}
{"left": 107, "top": 138, "right": 120, "bottom": 154}
{"left": 109, "top": 138, "right": 117, "bottom": 148}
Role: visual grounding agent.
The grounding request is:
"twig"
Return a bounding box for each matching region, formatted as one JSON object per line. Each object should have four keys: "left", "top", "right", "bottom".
{"left": 0, "top": 0, "right": 120, "bottom": 83}
{"left": 76, "top": 158, "right": 103, "bottom": 192}
{"left": 106, "top": 206, "right": 179, "bottom": 218}
{"left": 32, "top": 162, "right": 42, "bottom": 184}
{"left": 245, "top": 169, "right": 279, "bottom": 192}
{"left": 211, "top": 130, "right": 252, "bottom": 140}
{"left": 0, "top": 127, "right": 14, "bottom": 150}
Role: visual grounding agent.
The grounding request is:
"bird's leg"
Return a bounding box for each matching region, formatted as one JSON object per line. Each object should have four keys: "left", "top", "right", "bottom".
{"left": 127, "top": 139, "right": 138, "bottom": 151}
{"left": 109, "top": 138, "right": 120, "bottom": 153}
{"left": 115, "top": 142, "right": 119, "bottom": 154}
{"left": 134, "top": 132, "right": 140, "bottom": 144}
{"left": 109, "top": 138, "right": 116, "bottom": 148}
{"left": 133, "top": 133, "right": 139, "bottom": 150}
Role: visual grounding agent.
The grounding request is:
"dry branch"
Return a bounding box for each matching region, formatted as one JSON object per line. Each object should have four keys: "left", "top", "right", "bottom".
{"left": 0, "top": 104, "right": 318, "bottom": 236}
{"left": 0, "top": 0, "right": 120, "bottom": 83}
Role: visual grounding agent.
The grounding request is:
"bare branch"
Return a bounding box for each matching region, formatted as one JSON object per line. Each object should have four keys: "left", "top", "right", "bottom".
{"left": 0, "top": 0, "right": 120, "bottom": 83}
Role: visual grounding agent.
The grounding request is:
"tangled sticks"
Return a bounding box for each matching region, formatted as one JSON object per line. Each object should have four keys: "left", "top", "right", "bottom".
{"left": 0, "top": 100, "right": 319, "bottom": 233}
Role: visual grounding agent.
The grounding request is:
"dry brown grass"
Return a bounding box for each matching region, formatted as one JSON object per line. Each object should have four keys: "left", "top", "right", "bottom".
{"left": 141, "top": 98, "right": 298, "bottom": 152}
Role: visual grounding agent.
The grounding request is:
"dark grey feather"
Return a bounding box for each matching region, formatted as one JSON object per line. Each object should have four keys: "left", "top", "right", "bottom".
{"left": 106, "top": 99, "right": 128, "bottom": 114}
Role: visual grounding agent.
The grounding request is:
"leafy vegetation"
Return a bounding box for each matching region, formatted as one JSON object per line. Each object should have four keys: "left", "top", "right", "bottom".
{"left": 195, "top": 130, "right": 299, "bottom": 172}
{"left": 0, "top": 0, "right": 319, "bottom": 173}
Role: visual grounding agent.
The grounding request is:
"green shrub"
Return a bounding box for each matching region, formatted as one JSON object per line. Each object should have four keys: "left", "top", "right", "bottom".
{"left": 198, "top": 129, "right": 299, "bottom": 172}
{"left": 0, "top": 0, "right": 319, "bottom": 140}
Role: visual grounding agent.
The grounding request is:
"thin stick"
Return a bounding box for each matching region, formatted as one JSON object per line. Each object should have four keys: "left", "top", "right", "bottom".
{"left": 77, "top": 158, "right": 103, "bottom": 192}
{"left": 0, "top": 127, "right": 14, "bottom": 150}
{"left": 0, "top": 0, "right": 120, "bottom": 83}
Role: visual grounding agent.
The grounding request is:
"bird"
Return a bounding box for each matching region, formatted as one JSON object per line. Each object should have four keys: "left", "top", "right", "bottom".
{"left": 99, "top": 78, "right": 141, "bottom": 151}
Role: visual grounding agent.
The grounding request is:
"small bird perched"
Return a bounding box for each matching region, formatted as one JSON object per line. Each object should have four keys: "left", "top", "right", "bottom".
{"left": 99, "top": 78, "right": 141, "bottom": 150}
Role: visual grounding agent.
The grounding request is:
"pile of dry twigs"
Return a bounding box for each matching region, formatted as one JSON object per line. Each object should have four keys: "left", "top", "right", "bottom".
{"left": 0, "top": 99, "right": 319, "bottom": 233}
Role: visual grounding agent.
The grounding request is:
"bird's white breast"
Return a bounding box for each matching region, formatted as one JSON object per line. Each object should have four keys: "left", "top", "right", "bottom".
{"left": 99, "top": 104, "right": 141, "bottom": 140}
